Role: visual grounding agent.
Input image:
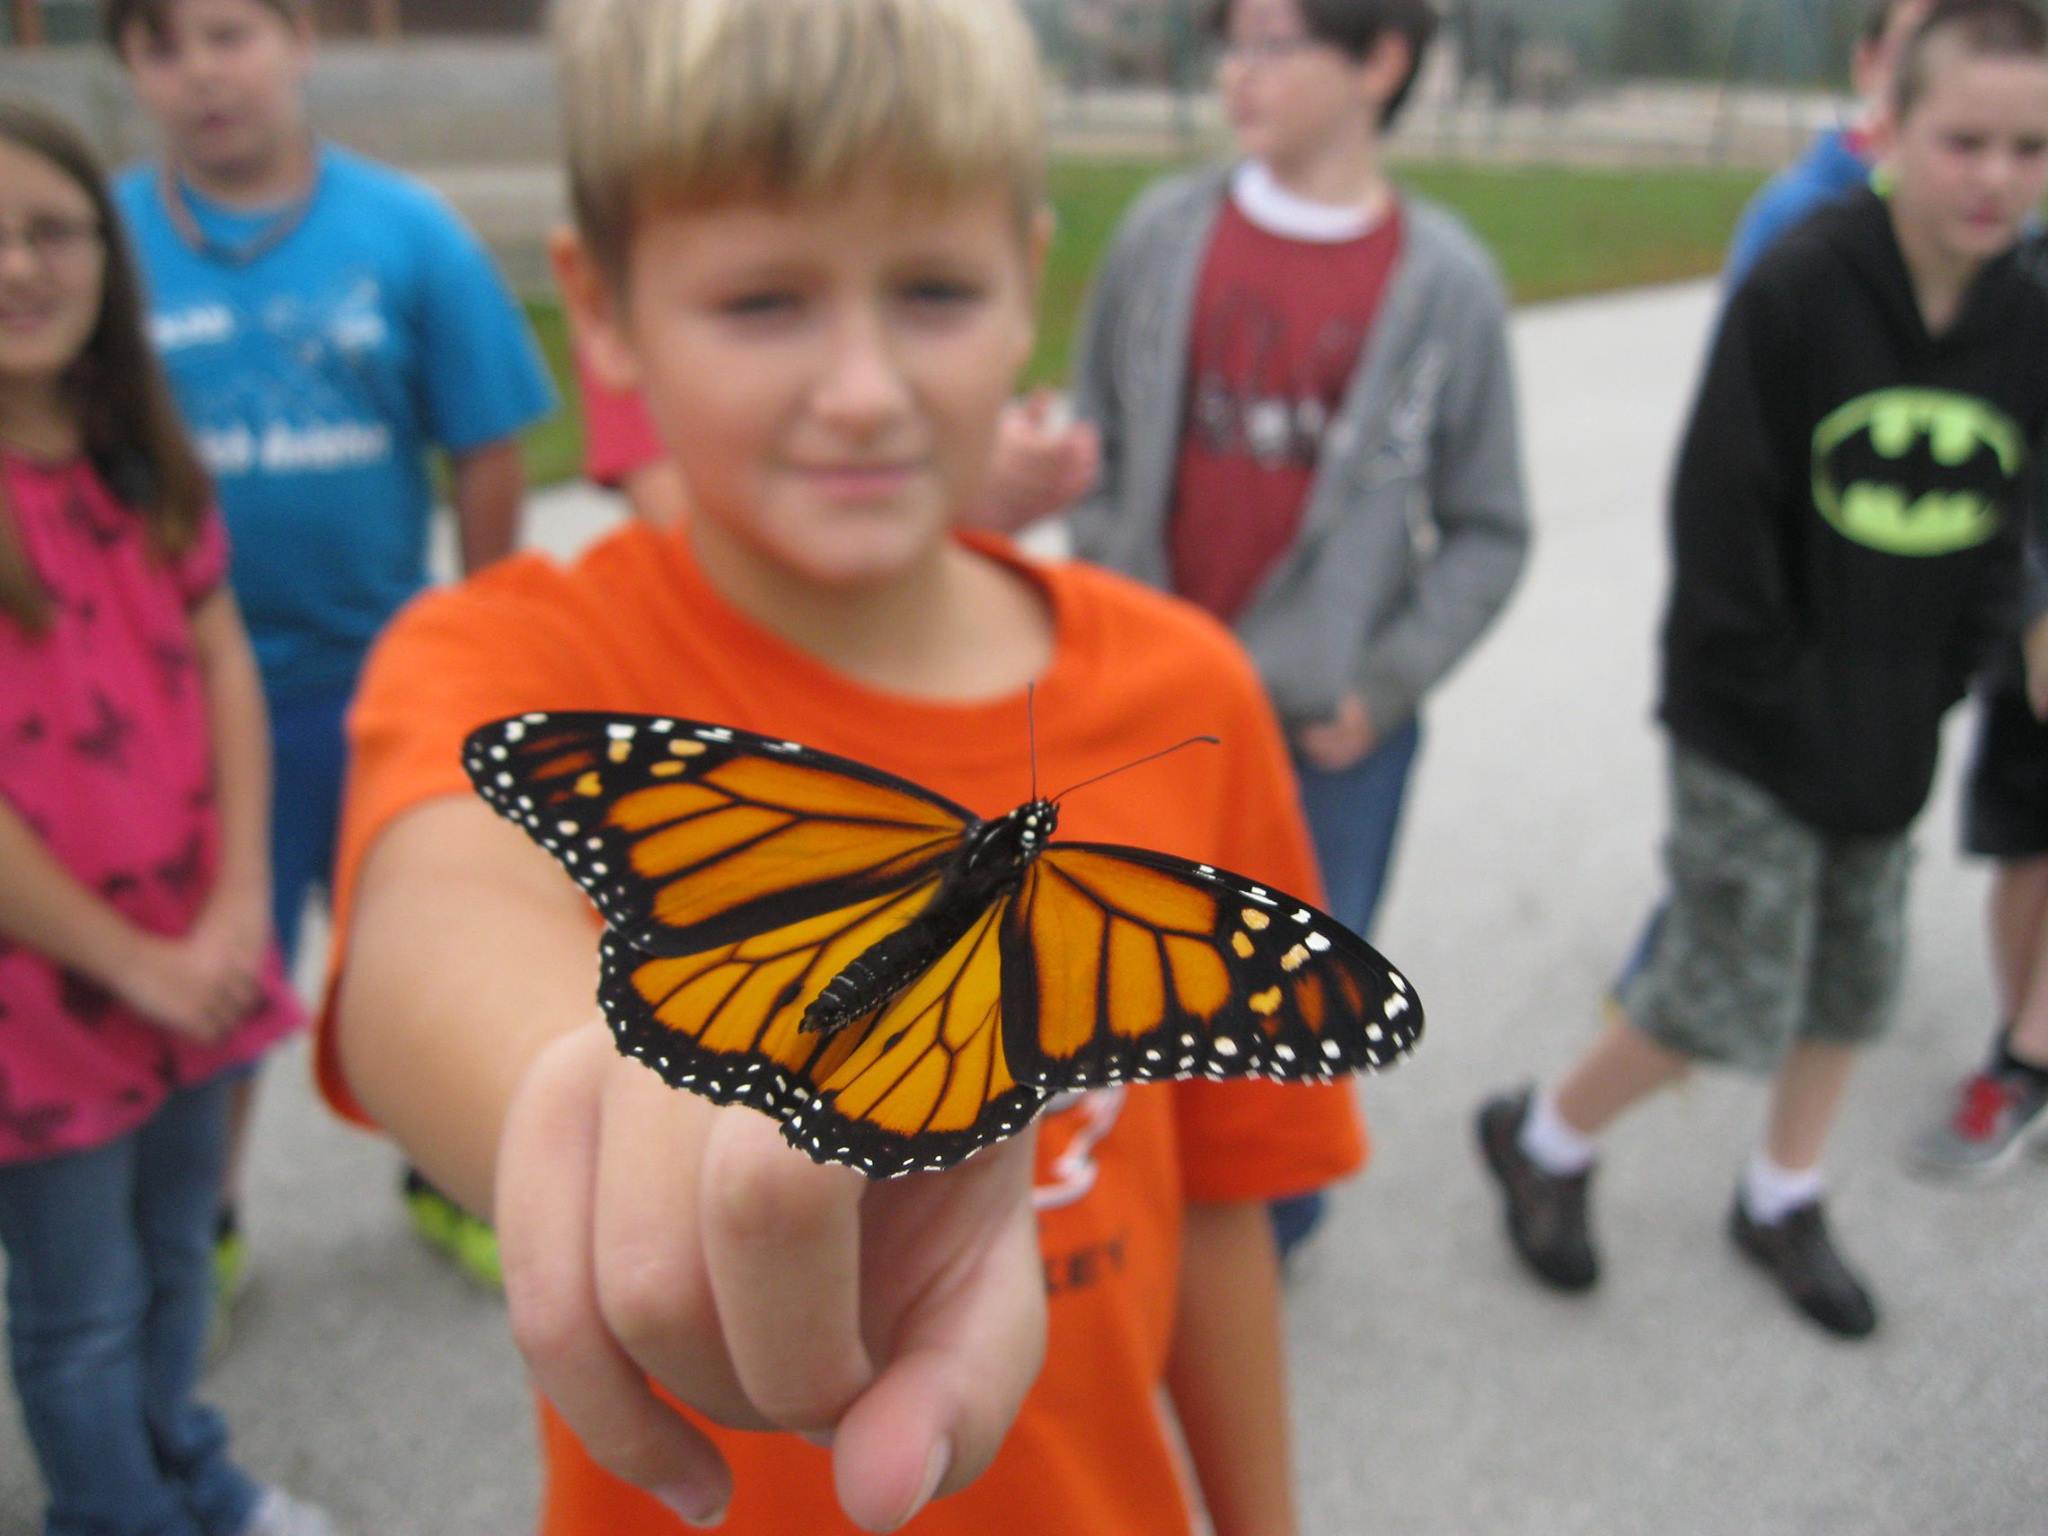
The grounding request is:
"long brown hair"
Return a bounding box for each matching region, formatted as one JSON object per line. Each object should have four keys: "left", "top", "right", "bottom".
{"left": 0, "top": 98, "right": 211, "bottom": 635}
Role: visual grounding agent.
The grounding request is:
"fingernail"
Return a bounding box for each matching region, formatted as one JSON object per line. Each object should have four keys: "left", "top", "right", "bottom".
{"left": 902, "top": 1439, "right": 950, "bottom": 1525}
{"left": 655, "top": 1482, "right": 727, "bottom": 1528}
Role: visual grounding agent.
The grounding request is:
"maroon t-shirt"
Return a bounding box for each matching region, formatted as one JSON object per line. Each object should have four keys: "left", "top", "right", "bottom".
{"left": 1169, "top": 197, "right": 1403, "bottom": 623}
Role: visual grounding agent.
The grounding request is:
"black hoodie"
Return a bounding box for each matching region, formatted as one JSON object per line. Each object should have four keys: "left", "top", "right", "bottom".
{"left": 1660, "top": 188, "right": 2048, "bottom": 836}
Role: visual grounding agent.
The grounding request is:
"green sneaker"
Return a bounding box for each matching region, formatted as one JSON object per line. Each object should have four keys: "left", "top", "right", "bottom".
{"left": 207, "top": 1206, "right": 251, "bottom": 1364}
{"left": 213, "top": 1211, "right": 250, "bottom": 1305}
{"left": 402, "top": 1167, "right": 503, "bottom": 1290}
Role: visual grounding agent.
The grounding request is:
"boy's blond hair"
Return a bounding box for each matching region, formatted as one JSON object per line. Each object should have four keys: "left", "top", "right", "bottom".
{"left": 555, "top": 0, "right": 1047, "bottom": 286}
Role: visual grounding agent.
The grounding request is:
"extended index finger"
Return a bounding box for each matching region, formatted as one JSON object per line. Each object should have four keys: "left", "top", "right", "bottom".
{"left": 698, "top": 1109, "right": 874, "bottom": 1434}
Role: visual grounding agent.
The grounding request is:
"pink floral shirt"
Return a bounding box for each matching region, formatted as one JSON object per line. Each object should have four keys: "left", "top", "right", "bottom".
{"left": 0, "top": 450, "right": 301, "bottom": 1164}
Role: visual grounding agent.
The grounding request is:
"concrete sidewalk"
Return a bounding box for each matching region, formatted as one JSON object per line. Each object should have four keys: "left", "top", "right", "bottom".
{"left": 2, "top": 279, "right": 2042, "bottom": 1534}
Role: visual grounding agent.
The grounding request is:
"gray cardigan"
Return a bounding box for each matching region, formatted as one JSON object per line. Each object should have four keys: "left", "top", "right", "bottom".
{"left": 1066, "top": 169, "right": 1530, "bottom": 733}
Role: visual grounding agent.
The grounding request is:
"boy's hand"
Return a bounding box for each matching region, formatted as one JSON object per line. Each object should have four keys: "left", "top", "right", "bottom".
{"left": 1296, "top": 694, "right": 1377, "bottom": 773}
{"left": 113, "top": 931, "right": 257, "bottom": 1043}
{"left": 975, "top": 390, "right": 1101, "bottom": 534}
{"left": 2025, "top": 612, "right": 2048, "bottom": 720}
{"left": 499, "top": 1021, "right": 1047, "bottom": 1532}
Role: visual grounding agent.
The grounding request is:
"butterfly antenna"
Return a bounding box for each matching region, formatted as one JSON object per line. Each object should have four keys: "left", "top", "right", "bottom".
{"left": 1050, "top": 735, "right": 1220, "bottom": 804}
{"left": 1028, "top": 682, "right": 1039, "bottom": 803}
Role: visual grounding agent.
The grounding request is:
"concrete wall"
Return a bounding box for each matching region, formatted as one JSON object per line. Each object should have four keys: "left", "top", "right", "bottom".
{"left": 0, "top": 40, "right": 1828, "bottom": 293}
{"left": 0, "top": 39, "right": 561, "bottom": 168}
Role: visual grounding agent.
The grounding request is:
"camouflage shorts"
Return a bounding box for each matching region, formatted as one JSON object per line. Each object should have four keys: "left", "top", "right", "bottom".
{"left": 1619, "top": 745, "right": 1913, "bottom": 1073}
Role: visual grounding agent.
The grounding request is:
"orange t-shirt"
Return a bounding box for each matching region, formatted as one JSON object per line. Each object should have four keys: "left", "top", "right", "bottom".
{"left": 320, "top": 523, "right": 1367, "bottom": 1535}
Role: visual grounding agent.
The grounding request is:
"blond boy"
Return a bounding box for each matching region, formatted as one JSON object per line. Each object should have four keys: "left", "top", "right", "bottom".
{"left": 322, "top": 2, "right": 1366, "bottom": 1530}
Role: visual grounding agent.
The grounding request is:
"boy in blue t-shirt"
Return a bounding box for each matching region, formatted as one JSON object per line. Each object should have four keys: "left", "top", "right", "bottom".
{"left": 105, "top": 0, "right": 554, "bottom": 1284}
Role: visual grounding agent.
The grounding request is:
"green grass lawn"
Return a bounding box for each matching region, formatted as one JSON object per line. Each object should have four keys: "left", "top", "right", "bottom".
{"left": 518, "top": 158, "right": 1767, "bottom": 489}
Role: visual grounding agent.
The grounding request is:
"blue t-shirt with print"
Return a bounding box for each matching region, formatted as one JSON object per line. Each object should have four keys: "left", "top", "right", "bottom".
{"left": 115, "top": 145, "right": 555, "bottom": 700}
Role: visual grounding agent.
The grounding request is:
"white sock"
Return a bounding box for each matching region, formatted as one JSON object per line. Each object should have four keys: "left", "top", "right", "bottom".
{"left": 1741, "top": 1150, "right": 1824, "bottom": 1226}
{"left": 1518, "top": 1087, "right": 1598, "bottom": 1176}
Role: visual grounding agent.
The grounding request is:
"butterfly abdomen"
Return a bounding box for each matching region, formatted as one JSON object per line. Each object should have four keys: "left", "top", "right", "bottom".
{"left": 801, "top": 905, "right": 979, "bottom": 1035}
{"left": 800, "top": 805, "right": 1053, "bottom": 1036}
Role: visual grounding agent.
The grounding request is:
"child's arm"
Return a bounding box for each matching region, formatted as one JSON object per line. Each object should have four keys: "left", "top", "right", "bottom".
{"left": 0, "top": 798, "right": 248, "bottom": 1041}
{"left": 1061, "top": 194, "right": 1158, "bottom": 560}
{"left": 1166, "top": 1199, "right": 1296, "bottom": 1536}
{"left": 1351, "top": 267, "right": 1530, "bottom": 742}
{"left": 449, "top": 439, "right": 528, "bottom": 576}
{"left": 336, "top": 795, "right": 1048, "bottom": 1529}
{"left": 187, "top": 588, "right": 271, "bottom": 965}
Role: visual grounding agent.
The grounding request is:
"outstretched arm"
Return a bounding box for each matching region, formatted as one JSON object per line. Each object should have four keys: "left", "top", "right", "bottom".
{"left": 334, "top": 796, "right": 1048, "bottom": 1529}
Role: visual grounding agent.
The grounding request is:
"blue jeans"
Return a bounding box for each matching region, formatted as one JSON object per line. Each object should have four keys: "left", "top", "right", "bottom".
{"left": 267, "top": 688, "right": 351, "bottom": 966}
{"left": 0, "top": 1076, "right": 260, "bottom": 1536}
{"left": 1270, "top": 719, "right": 1424, "bottom": 1260}
{"left": 1292, "top": 717, "right": 1423, "bottom": 941}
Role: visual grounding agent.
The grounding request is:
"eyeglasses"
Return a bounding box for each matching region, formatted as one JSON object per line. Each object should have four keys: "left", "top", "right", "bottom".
{"left": 0, "top": 216, "right": 105, "bottom": 272}
{"left": 1217, "top": 35, "right": 1327, "bottom": 66}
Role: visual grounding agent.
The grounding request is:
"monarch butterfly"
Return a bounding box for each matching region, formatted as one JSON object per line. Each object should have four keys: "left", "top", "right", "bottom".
{"left": 464, "top": 711, "right": 1422, "bottom": 1178}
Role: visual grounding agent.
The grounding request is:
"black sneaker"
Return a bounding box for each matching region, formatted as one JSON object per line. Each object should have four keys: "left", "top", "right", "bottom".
{"left": 1728, "top": 1198, "right": 1877, "bottom": 1340}
{"left": 1476, "top": 1087, "right": 1599, "bottom": 1291}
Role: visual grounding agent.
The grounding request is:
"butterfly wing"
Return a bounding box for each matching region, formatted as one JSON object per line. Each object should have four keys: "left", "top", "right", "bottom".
{"left": 1000, "top": 843, "right": 1420, "bottom": 1091}
{"left": 464, "top": 712, "right": 980, "bottom": 955}
{"left": 601, "top": 886, "right": 1047, "bottom": 1177}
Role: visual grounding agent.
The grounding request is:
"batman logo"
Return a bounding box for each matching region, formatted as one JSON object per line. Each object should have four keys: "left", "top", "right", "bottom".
{"left": 1809, "top": 389, "right": 2022, "bottom": 556}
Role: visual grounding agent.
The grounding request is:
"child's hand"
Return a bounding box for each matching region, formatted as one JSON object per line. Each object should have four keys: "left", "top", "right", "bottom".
{"left": 114, "top": 932, "right": 258, "bottom": 1043}
{"left": 975, "top": 390, "right": 1101, "bottom": 533}
{"left": 498, "top": 1021, "right": 1047, "bottom": 1531}
{"left": 190, "top": 882, "right": 272, "bottom": 989}
{"left": 2025, "top": 612, "right": 2048, "bottom": 720}
{"left": 1295, "top": 694, "right": 1377, "bottom": 773}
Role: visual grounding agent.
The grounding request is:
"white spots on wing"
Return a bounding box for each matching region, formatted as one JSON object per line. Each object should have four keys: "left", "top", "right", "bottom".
{"left": 696, "top": 726, "right": 734, "bottom": 743}
{"left": 1212, "top": 1037, "right": 1240, "bottom": 1058}
{"left": 607, "top": 723, "right": 637, "bottom": 741}
{"left": 1306, "top": 932, "right": 1332, "bottom": 954}
{"left": 504, "top": 720, "right": 528, "bottom": 742}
